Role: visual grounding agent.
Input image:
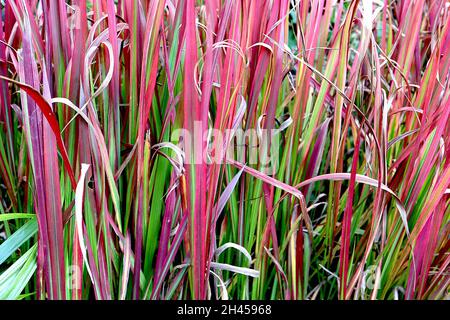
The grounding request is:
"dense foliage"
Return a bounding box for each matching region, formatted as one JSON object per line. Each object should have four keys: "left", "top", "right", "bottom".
{"left": 0, "top": 0, "right": 449, "bottom": 300}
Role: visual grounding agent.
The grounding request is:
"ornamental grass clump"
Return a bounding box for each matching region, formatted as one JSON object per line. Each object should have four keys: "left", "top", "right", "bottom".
{"left": 0, "top": 0, "right": 449, "bottom": 300}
